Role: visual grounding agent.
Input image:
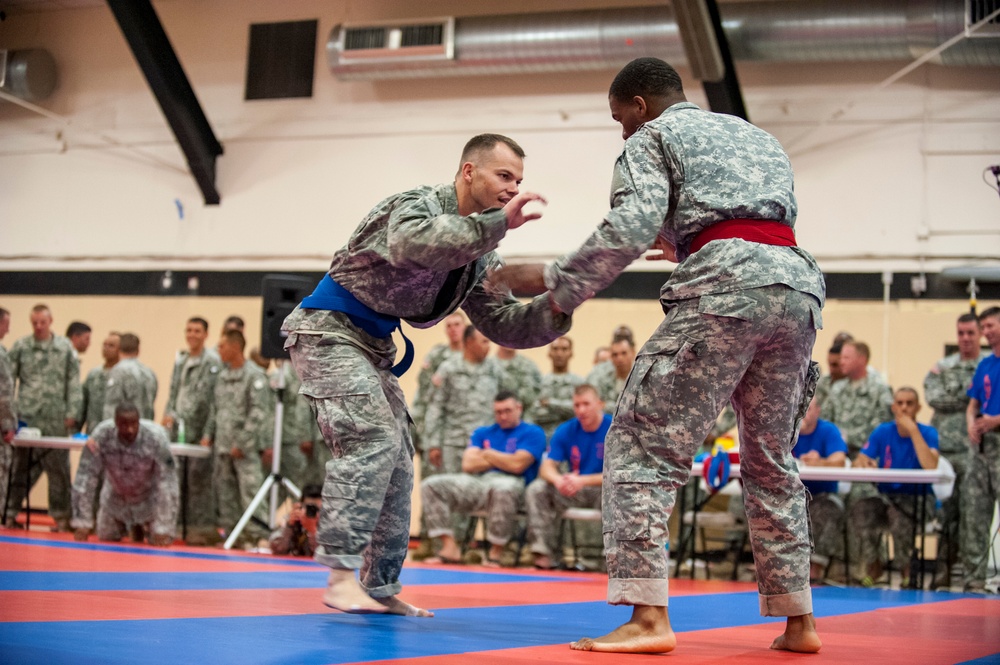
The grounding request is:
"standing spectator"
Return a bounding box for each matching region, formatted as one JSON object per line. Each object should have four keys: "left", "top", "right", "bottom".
{"left": 963, "top": 306, "right": 1000, "bottom": 593}
{"left": 162, "top": 317, "right": 221, "bottom": 546}
{"left": 526, "top": 383, "right": 609, "bottom": 569}
{"left": 851, "top": 388, "right": 939, "bottom": 586}
{"left": 496, "top": 346, "right": 542, "bottom": 410}
{"left": 422, "top": 391, "right": 546, "bottom": 566}
{"left": 80, "top": 332, "right": 120, "bottom": 434}
{"left": 5, "top": 304, "right": 81, "bottom": 531}
{"left": 201, "top": 329, "right": 272, "bottom": 546}
{"left": 71, "top": 402, "right": 179, "bottom": 546}
{"left": 103, "top": 333, "right": 157, "bottom": 421}
{"left": 821, "top": 341, "right": 893, "bottom": 458}
{"left": 792, "top": 396, "right": 848, "bottom": 582}
{"left": 65, "top": 321, "right": 92, "bottom": 358}
{"left": 424, "top": 326, "right": 504, "bottom": 475}
{"left": 592, "top": 346, "right": 611, "bottom": 365}
{"left": 0, "top": 308, "right": 15, "bottom": 507}
{"left": 923, "top": 313, "right": 988, "bottom": 588}
{"left": 531, "top": 336, "right": 584, "bottom": 439}
{"left": 587, "top": 337, "right": 636, "bottom": 414}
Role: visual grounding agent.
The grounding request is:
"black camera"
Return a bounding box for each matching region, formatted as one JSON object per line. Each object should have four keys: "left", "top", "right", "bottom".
{"left": 305, "top": 504, "right": 319, "bottom": 518}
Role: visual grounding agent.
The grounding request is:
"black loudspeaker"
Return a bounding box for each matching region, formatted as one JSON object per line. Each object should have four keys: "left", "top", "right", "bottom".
{"left": 261, "top": 274, "right": 317, "bottom": 359}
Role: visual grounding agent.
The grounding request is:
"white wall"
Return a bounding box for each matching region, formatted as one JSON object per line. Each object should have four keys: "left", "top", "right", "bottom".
{"left": 1, "top": 0, "right": 999, "bottom": 274}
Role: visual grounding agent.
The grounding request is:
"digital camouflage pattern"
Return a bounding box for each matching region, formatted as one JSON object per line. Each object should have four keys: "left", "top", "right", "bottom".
{"left": 0, "top": 347, "right": 15, "bottom": 509}
{"left": 282, "top": 180, "right": 569, "bottom": 598}
{"left": 103, "top": 358, "right": 157, "bottom": 422}
{"left": 807, "top": 493, "right": 845, "bottom": 567}
{"left": 422, "top": 473, "right": 526, "bottom": 546}
{"left": 79, "top": 366, "right": 110, "bottom": 434}
{"left": 962, "top": 431, "right": 1000, "bottom": 589}
{"left": 204, "top": 362, "right": 272, "bottom": 539}
{"left": 542, "top": 102, "right": 825, "bottom": 617}
{"left": 164, "top": 348, "right": 221, "bottom": 533}
{"left": 586, "top": 361, "right": 625, "bottom": 414}
{"left": 424, "top": 356, "right": 504, "bottom": 474}
{"left": 410, "top": 343, "right": 461, "bottom": 445}
{"left": 924, "top": 351, "right": 987, "bottom": 575}
{"left": 525, "top": 479, "right": 602, "bottom": 557}
{"left": 813, "top": 374, "right": 842, "bottom": 408}
{"left": 497, "top": 353, "right": 542, "bottom": 410}
{"left": 6, "top": 333, "right": 81, "bottom": 522}
{"left": 821, "top": 374, "right": 893, "bottom": 455}
{"left": 530, "top": 371, "right": 583, "bottom": 439}
{"left": 70, "top": 419, "right": 179, "bottom": 540}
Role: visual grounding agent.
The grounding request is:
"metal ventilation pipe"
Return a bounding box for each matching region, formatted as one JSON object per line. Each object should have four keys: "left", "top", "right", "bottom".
{"left": 328, "top": 0, "right": 1000, "bottom": 80}
{"left": 0, "top": 48, "right": 58, "bottom": 102}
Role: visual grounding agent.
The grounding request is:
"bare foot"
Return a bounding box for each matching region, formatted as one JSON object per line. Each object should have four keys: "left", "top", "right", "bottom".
{"left": 770, "top": 613, "right": 822, "bottom": 653}
{"left": 375, "top": 595, "right": 435, "bottom": 617}
{"left": 570, "top": 605, "right": 676, "bottom": 654}
{"left": 533, "top": 554, "right": 552, "bottom": 570}
{"left": 322, "top": 569, "right": 387, "bottom": 614}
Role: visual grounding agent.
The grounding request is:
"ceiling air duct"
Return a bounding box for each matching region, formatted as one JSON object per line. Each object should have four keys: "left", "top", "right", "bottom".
{"left": 0, "top": 48, "right": 57, "bottom": 102}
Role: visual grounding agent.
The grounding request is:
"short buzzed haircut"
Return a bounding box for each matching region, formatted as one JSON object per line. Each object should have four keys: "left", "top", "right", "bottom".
{"left": 844, "top": 340, "right": 870, "bottom": 361}
{"left": 957, "top": 313, "right": 978, "bottom": 325}
{"left": 118, "top": 333, "right": 140, "bottom": 354}
{"left": 31, "top": 304, "right": 50, "bottom": 314}
{"left": 459, "top": 133, "right": 525, "bottom": 168}
{"left": 222, "top": 328, "right": 246, "bottom": 351}
{"left": 0, "top": 307, "right": 9, "bottom": 319}
{"left": 894, "top": 386, "right": 920, "bottom": 402}
{"left": 978, "top": 306, "right": 1000, "bottom": 324}
{"left": 574, "top": 383, "right": 601, "bottom": 399}
{"left": 462, "top": 324, "right": 480, "bottom": 343}
{"left": 66, "top": 321, "right": 91, "bottom": 337}
{"left": 114, "top": 401, "right": 140, "bottom": 420}
{"left": 609, "top": 57, "right": 684, "bottom": 102}
{"left": 223, "top": 315, "right": 245, "bottom": 331}
{"left": 494, "top": 389, "right": 520, "bottom": 404}
{"left": 188, "top": 316, "right": 209, "bottom": 332}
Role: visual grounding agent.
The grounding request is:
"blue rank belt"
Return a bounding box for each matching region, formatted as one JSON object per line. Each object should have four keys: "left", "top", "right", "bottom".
{"left": 300, "top": 274, "right": 414, "bottom": 377}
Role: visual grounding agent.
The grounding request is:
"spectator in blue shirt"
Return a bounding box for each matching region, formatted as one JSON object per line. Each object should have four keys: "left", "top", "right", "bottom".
{"left": 792, "top": 396, "right": 848, "bottom": 582}
{"left": 421, "top": 390, "right": 546, "bottom": 566}
{"left": 525, "top": 383, "right": 610, "bottom": 569}
{"left": 850, "top": 387, "right": 939, "bottom": 585}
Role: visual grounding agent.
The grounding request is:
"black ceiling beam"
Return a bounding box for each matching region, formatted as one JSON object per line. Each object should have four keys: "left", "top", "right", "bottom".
{"left": 106, "top": 0, "right": 223, "bottom": 204}
{"left": 700, "top": 0, "right": 748, "bottom": 120}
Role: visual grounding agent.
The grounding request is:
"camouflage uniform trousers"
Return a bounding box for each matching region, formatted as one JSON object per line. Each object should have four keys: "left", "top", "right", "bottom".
{"left": 936, "top": 448, "right": 971, "bottom": 569}
{"left": 92, "top": 482, "right": 179, "bottom": 542}
{"left": 525, "top": 478, "right": 602, "bottom": 557}
{"left": 806, "top": 491, "right": 845, "bottom": 567}
{"left": 961, "top": 431, "right": 1000, "bottom": 589}
{"left": 848, "top": 492, "right": 932, "bottom": 579}
{"left": 288, "top": 332, "right": 413, "bottom": 599}
{"left": 6, "top": 417, "right": 72, "bottom": 521}
{"left": 214, "top": 450, "right": 269, "bottom": 540}
{"left": 602, "top": 285, "right": 819, "bottom": 616}
{"left": 422, "top": 472, "right": 525, "bottom": 546}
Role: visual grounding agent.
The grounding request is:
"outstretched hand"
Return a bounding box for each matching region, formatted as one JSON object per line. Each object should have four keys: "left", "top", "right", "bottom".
{"left": 503, "top": 192, "right": 547, "bottom": 230}
{"left": 488, "top": 263, "right": 547, "bottom": 296}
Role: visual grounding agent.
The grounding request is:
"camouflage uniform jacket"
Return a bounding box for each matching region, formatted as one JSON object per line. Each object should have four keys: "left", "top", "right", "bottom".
{"left": 530, "top": 371, "right": 583, "bottom": 429}
{"left": 204, "top": 362, "right": 272, "bottom": 455}
{"left": 410, "top": 343, "right": 461, "bottom": 437}
{"left": 164, "top": 348, "right": 221, "bottom": 439}
{"left": 586, "top": 361, "right": 626, "bottom": 414}
{"left": 71, "top": 419, "right": 179, "bottom": 531}
{"left": 542, "top": 102, "right": 826, "bottom": 313}
{"left": 7, "top": 334, "right": 82, "bottom": 429}
{"left": 497, "top": 354, "right": 542, "bottom": 410}
{"left": 0, "top": 346, "right": 16, "bottom": 435}
{"left": 821, "top": 374, "right": 893, "bottom": 453}
{"left": 281, "top": 182, "right": 570, "bottom": 357}
{"left": 813, "top": 374, "right": 843, "bottom": 408}
{"left": 80, "top": 366, "right": 111, "bottom": 434}
{"left": 424, "top": 356, "right": 503, "bottom": 451}
{"left": 924, "top": 351, "right": 989, "bottom": 454}
{"left": 103, "top": 358, "right": 157, "bottom": 421}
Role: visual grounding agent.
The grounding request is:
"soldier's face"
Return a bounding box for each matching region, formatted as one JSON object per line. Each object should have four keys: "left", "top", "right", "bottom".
{"left": 609, "top": 94, "right": 647, "bottom": 140}
{"left": 891, "top": 390, "right": 920, "bottom": 421}
{"left": 444, "top": 316, "right": 465, "bottom": 345}
{"left": 115, "top": 412, "right": 140, "bottom": 444}
{"left": 30, "top": 310, "right": 52, "bottom": 340}
{"left": 838, "top": 345, "right": 865, "bottom": 377}
{"left": 465, "top": 331, "right": 491, "bottom": 363}
{"left": 464, "top": 143, "right": 523, "bottom": 213}
{"left": 800, "top": 398, "right": 821, "bottom": 432}
{"left": 827, "top": 352, "right": 844, "bottom": 379}
{"left": 217, "top": 338, "right": 239, "bottom": 364}
{"left": 981, "top": 315, "right": 1000, "bottom": 349}
{"left": 610, "top": 341, "right": 635, "bottom": 374}
{"left": 956, "top": 320, "right": 981, "bottom": 356}
{"left": 548, "top": 338, "right": 573, "bottom": 371}
{"left": 186, "top": 322, "right": 208, "bottom": 351}
{"left": 493, "top": 398, "right": 522, "bottom": 429}
{"left": 573, "top": 390, "right": 604, "bottom": 430}
{"left": 71, "top": 332, "right": 91, "bottom": 354}
{"left": 102, "top": 335, "right": 120, "bottom": 364}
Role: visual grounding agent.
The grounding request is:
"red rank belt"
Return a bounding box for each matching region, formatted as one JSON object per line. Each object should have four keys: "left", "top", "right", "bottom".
{"left": 689, "top": 218, "right": 797, "bottom": 254}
